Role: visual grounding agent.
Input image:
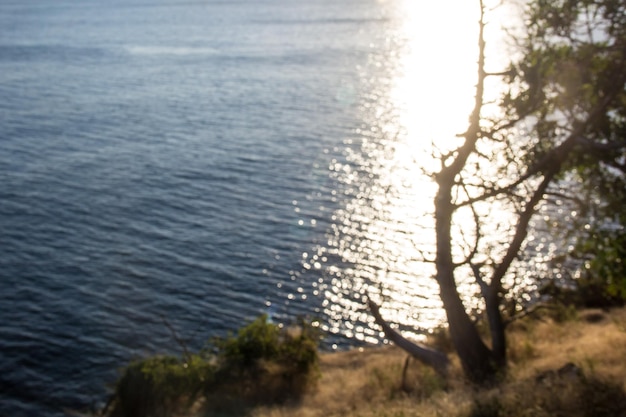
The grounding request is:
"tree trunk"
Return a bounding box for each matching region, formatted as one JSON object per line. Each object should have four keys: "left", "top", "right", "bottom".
{"left": 484, "top": 286, "right": 507, "bottom": 367}
{"left": 438, "top": 269, "right": 502, "bottom": 383}
{"left": 435, "top": 166, "right": 503, "bottom": 383}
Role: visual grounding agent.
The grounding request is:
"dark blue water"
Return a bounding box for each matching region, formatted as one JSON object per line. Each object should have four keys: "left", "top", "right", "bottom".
{"left": 0, "top": 0, "right": 410, "bottom": 415}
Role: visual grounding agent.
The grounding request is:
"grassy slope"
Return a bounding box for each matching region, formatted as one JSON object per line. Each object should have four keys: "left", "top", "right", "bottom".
{"left": 243, "top": 307, "right": 626, "bottom": 417}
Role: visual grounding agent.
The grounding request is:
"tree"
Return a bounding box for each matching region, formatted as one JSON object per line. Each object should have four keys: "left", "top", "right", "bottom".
{"left": 370, "top": 0, "right": 626, "bottom": 383}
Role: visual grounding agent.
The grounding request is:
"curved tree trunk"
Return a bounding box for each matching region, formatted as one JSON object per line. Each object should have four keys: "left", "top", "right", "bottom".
{"left": 437, "top": 273, "right": 501, "bottom": 382}
{"left": 368, "top": 299, "right": 449, "bottom": 377}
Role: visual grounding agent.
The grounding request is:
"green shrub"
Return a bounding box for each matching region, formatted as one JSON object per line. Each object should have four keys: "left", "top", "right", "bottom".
{"left": 107, "top": 354, "right": 214, "bottom": 417}
{"left": 206, "top": 315, "right": 320, "bottom": 408}
{"left": 212, "top": 314, "right": 282, "bottom": 368}
{"left": 574, "top": 226, "right": 626, "bottom": 303}
{"left": 105, "top": 315, "right": 320, "bottom": 416}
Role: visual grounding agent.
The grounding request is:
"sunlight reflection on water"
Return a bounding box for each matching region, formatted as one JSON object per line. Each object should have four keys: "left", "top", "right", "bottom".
{"left": 313, "top": 0, "right": 522, "bottom": 345}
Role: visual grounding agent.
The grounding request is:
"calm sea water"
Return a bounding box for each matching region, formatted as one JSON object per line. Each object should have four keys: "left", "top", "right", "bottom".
{"left": 0, "top": 0, "right": 441, "bottom": 415}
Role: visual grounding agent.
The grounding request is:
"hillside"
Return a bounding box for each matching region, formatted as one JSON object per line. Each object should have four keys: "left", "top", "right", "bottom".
{"left": 246, "top": 307, "right": 626, "bottom": 417}
{"left": 101, "top": 307, "right": 626, "bottom": 417}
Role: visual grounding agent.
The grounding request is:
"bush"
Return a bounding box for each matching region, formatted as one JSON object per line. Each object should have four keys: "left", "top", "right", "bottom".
{"left": 106, "top": 354, "right": 214, "bottom": 417}
{"left": 206, "top": 315, "right": 320, "bottom": 409}
{"left": 572, "top": 224, "right": 626, "bottom": 306}
{"left": 104, "top": 315, "right": 320, "bottom": 417}
{"left": 212, "top": 314, "right": 282, "bottom": 367}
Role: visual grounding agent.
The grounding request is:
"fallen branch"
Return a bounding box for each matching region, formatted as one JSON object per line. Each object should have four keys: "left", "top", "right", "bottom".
{"left": 367, "top": 298, "right": 449, "bottom": 377}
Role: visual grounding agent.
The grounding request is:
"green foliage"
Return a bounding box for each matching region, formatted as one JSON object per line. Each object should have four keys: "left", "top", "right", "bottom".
{"left": 212, "top": 314, "right": 281, "bottom": 368}
{"left": 507, "top": 333, "right": 536, "bottom": 365}
{"left": 503, "top": 0, "right": 626, "bottom": 319}
{"left": 205, "top": 315, "right": 320, "bottom": 409}
{"left": 108, "top": 354, "right": 214, "bottom": 417}
{"left": 575, "top": 226, "right": 626, "bottom": 302}
{"left": 211, "top": 314, "right": 320, "bottom": 377}
{"left": 106, "top": 315, "right": 320, "bottom": 417}
{"left": 367, "top": 365, "right": 398, "bottom": 398}
{"left": 505, "top": 0, "right": 626, "bottom": 186}
{"left": 412, "top": 366, "right": 447, "bottom": 399}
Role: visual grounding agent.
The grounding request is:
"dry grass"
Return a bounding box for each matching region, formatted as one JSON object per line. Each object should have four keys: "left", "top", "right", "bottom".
{"left": 508, "top": 308, "right": 626, "bottom": 381}
{"left": 235, "top": 307, "right": 626, "bottom": 417}
{"left": 248, "top": 346, "right": 460, "bottom": 417}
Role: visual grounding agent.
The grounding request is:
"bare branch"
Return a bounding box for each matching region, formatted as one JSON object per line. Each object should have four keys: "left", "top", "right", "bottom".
{"left": 503, "top": 302, "right": 554, "bottom": 326}
{"left": 367, "top": 297, "right": 449, "bottom": 377}
{"left": 489, "top": 91, "right": 621, "bottom": 291}
{"left": 470, "top": 262, "right": 489, "bottom": 296}
{"left": 161, "top": 315, "right": 191, "bottom": 360}
{"left": 458, "top": 90, "right": 622, "bottom": 209}
{"left": 490, "top": 168, "right": 558, "bottom": 294}
{"left": 484, "top": 69, "right": 516, "bottom": 78}
{"left": 453, "top": 179, "right": 483, "bottom": 268}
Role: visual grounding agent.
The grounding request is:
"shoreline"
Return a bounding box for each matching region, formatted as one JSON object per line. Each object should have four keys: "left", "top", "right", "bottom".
{"left": 100, "top": 306, "right": 626, "bottom": 417}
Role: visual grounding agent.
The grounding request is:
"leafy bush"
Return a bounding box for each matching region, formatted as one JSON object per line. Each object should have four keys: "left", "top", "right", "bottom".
{"left": 106, "top": 354, "right": 214, "bottom": 417}
{"left": 212, "top": 314, "right": 281, "bottom": 367}
{"left": 206, "top": 315, "right": 320, "bottom": 408}
{"left": 105, "top": 315, "right": 320, "bottom": 417}
{"left": 572, "top": 224, "right": 626, "bottom": 306}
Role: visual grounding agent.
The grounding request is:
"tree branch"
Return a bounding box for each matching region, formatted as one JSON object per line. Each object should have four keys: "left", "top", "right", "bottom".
{"left": 367, "top": 298, "right": 449, "bottom": 377}
{"left": 161, "top": 315, "right": 191, "bottom": 360}
{"left": 503, "top": 302, "right": 554, "bottom": 326}
{"left": 489, "top": 91, "right": 620, "bottom": 291}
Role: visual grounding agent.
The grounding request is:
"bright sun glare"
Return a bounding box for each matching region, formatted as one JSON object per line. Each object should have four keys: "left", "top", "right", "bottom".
{"left": 374, "top": 0, "right": 511, "bottom": 330}
{"left": 321, "top": 0, "right": 513, "bottom": 342}
{"left": 395, "top": 1, "right": 481, "bottom": 145}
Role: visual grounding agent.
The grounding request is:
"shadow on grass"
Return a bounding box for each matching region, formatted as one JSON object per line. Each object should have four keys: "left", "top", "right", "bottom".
{"left": 468, "top": 364, "right": 626, "bottom": 417}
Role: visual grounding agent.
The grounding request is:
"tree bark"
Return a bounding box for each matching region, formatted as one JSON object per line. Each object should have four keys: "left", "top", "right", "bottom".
{"left": 436, "top": 250, "right": 500, "bottom": 382}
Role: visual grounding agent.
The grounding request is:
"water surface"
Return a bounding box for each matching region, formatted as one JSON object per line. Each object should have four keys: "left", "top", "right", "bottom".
{"left": 0, "top": 0, "right": 485, "bottom": 415}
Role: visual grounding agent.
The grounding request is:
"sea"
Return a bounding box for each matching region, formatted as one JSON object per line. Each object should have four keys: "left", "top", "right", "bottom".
{"left": 0, "top": 0, "right": 484, "bottom": 415}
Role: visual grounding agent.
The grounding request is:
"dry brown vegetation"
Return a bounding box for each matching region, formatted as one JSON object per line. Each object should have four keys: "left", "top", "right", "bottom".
{"left": 100, "top": 307, "right": 626, "bottom": 417}
{"left": 236, "top": 307, "right": 626, "bottom": 417}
